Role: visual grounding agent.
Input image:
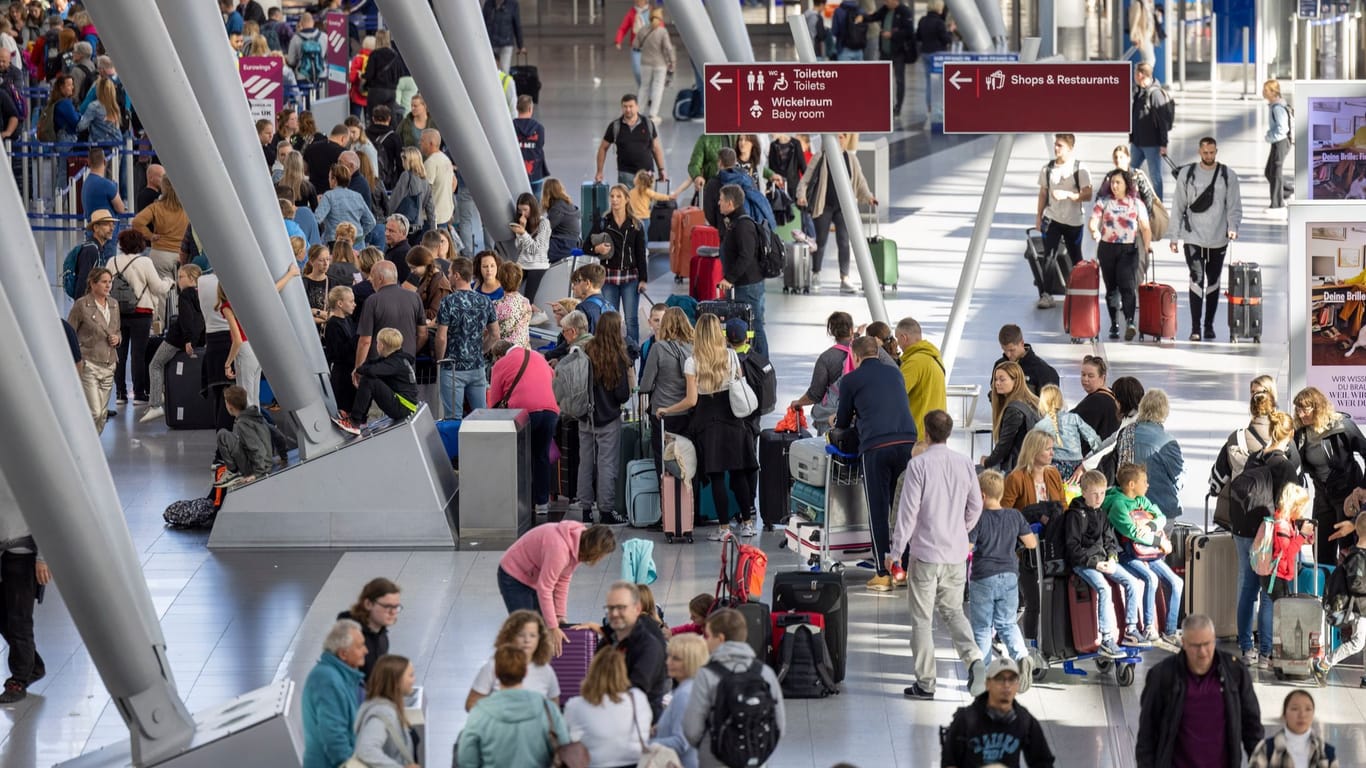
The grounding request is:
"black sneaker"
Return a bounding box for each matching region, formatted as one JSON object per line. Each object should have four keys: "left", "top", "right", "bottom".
{"left": 903, "top": 682, "right": 934, "bottom": 700}
{"left": 0, "top": 680, "right": 26, "bottom": 704}
{"left": 1203, "top": 327, "right": 1217, "bottom": 340}
{"left": 1108, "top": 325, "right": 1120, "bottom": 340}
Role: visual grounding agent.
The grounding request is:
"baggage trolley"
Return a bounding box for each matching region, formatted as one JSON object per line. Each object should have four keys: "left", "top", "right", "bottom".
{"left": 779, "top": 447, "right": 873, "bottom": 573}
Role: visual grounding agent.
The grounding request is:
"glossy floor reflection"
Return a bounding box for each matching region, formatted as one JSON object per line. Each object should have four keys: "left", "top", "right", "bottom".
{"left": 9, "top": 38, "right": 1366, "bottom": 767}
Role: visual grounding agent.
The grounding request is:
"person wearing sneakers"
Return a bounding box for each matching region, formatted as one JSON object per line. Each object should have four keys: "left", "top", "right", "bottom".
{"left": 1168, "top": 136, "right": 1243, "bottom": 342}
{"left": 212, "top": 384, "right": 273, "bottom": 490}
{"left": 833, "top": 336, "right": 917, "bottom": 592}
{"left": 344, "top": 327, "right": 419, "bottom": 432}
{"left": 888, "top": 409, "right": 987, "bottom": 700}
{"left": 1065, "top": 470, "right": 1144, "bottom": 659}
{"left": 968, "top": 470, "right": 1039, "bottom": 690}
{"left": 941, "top": 657, "right": 1056, "bottom": 768}
{"left": 1313, "top": 514, "right": 1366, "bottom": 686}
{"left": 1104, "top": 463, "right": 1183, "bottom": 647}
{"left": 0, "top": 496, "right": 49, "bottom": 704}
{"left": 1034, "top": 133, "right": 1093, "bottom": 309}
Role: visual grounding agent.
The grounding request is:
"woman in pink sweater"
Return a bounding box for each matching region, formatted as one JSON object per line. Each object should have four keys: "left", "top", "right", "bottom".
{"left": 499, "top": 522, "right": 617, "bottom": 655}
{"left": 488, "top": 342, "right": 560, "bottom": 515}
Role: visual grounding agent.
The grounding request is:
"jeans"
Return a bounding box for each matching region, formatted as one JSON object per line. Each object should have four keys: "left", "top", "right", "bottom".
{"left": 630, "top": 48, "right": 643, "bottom": 86}
{"left": 1097, "top": 241, "right": 1139, "bottom": 326}
{"left": 80, "top": 360, "right": 115, "bottom": 434}
{"left": 641, "top": 65, "right": 669, "bottom": 118}
{"left": 906, "top": 559, "right": 982, "bottom": 693}
{"left": 1266, "top": 139, "right": 1289, "bottom": 208}
{"left": 600, "top": 281, "right": 641, "bottom": 345}
{"left": 115, "top": 312, "right": 153, "bottom": 400}
{"left": 1041, "top": 218, "right": 1084, "bottom": 267}
{"left": 861, "top": 441, "right": 915, "bottom": 575}
{"left": 147, "top": 340, "right": 180, "bottom": 409}
{"left": 0, "top": 550, "right": 44, "bottom": 685}
{"left": 812, "top": 205, "right": 850, "bottom": 277}
{"left": 969, "top": 572, "right": 1029, "bottom": 663}
{"left": 1129, "top": 144, "right": 1164, "bottom": 200}
{"left": 1234, "top": 534, "right": 1274, "bottom": 655}
{"left": 457, "top": 187, "right": 484, "bottom": 256}
{"left": 578, "top": 415, "right": 622, "bottom": 515}
{"left": 835, "top": 47, "right": 864, "bottom": 61}
{"left": 731, "top": 281, "right": 768, "bottom": 357}
{"left": 527, "top": 409, "right": 559, "bottom": 505}
{"left": 498, "top": 566, "right": 541, "bottom": 615}
{"left": 440, "top": 366, "right": 487, "bottom": 420}
{"left": 1184, "top": 243, "right": 1228, "bottom": 332}
{"left": 1073, "top": 565, "right": 1142, "bottom": 640}
{"left": 1121, "top": 558, "right": 1182, "bottom": 632}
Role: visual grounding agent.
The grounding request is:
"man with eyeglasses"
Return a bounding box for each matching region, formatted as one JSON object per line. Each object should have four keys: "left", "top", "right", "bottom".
{"left": 596, "top": 581, "right": 668, "bottom": 722}
{"left": 940, "top": 657, "right": 1055, "bottom": 768}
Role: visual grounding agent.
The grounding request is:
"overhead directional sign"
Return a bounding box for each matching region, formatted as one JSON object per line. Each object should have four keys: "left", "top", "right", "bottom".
{"left": 703, "top": 62, "right": 893, "bottom": 135}
{"left": 942, "top": 62, "right": 1133, "bottom": 135}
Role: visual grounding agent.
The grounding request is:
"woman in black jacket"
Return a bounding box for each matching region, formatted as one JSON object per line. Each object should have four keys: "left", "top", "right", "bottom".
{"left": 1293, "top": 386, "right": 1366, "bottom": 564}
{"left": 1072, "top": 354, "right": 1121, "bottom": 439}
{"left": 141, "top": 264, "right": 207, "bottom": 424}
{"left": 583, "top": 184, "right": 648, "bottom": 345}
{"left": 360, "top": 30, "right": 402, "bottom": 120}
{"left": 981, "top": 361, "right": 1041, "bottom": 472}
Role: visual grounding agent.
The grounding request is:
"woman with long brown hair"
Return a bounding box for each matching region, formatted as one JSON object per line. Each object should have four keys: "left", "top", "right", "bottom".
{"left": 541, "top": 177, "right": 582, "bottom": 264}
{"left": 980, "top": 361, "right": 1041, "bottom": 472}
{"left": 351, "top": 654, "right": 418, "bottom": 767}
{"left": 576, "top": 311, "right": 633, "bottom": 524}
{"left": 403, "top": 244, "right": 451, "bottom": 323}
{"left": 280, "top": 151, "right": 318, "bottom": 210}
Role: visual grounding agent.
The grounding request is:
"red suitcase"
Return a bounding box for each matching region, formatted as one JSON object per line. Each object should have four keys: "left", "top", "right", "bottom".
{"left": 1137, "top": 262, "right": 1178, "bottom": 341}
{"left": 1068, "top": 574, "right": 1117, "bottom": 654}
{"left": 549, "top": 626, "right": 599, "bottom": 704}
{"left": 1063, "top": 259, "right": 1101, "bottom": 342}
{"left": 670, "top": 207, "right": 707, "bottom": 280}
{"left": 688, "top": 225, "right": 723, "bottom": 301}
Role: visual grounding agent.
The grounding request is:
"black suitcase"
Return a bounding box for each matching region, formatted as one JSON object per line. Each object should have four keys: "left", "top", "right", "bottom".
{"left": 648, "top": 182, "right": 676, "bottom": 242}
{"left": 1024, "top": 226, "right": 1071, "bottom": 297}
{"left": 758, "top": 428, "right": 805, "bottom": 527}
{"left": 772, "top": 571, "right": 848, "bottom": 682}
{"left": 695, "top": 299, "right": 754, "bottom": 326}
{"left": 509, "top": 53, "right": 540, "bottom": 104}
{"left": 1039, "top": 575, "right": 1077, "bottom": 660}
{"left": 555, "top": 417, "right": 579, "bottom": 500}
{"left": 1227, "top": 261, "right": 1263, "bottom": 343}
{"left": 734, "top": 601, "right": 772, "bottom": 662}
{"left": 164, "top": 348, "right": 215, "bottom": 430}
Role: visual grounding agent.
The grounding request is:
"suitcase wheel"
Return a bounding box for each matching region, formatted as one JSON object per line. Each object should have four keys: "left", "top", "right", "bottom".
{"left": 802, "top": 288, "right": 810, "bottom": 295}
{"left": 686, "top": 534, "right": 694, "bottom": 543}
{"left": 665, "top": 533, "right": 673, "bottom": 544}
{"left": 675, "top": 275, "right": 685, "bottom": 284}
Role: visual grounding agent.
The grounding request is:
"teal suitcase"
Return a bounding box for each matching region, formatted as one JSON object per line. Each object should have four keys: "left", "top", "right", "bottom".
{"left": 580, "top": 181, "right": 610, "bottom": 238}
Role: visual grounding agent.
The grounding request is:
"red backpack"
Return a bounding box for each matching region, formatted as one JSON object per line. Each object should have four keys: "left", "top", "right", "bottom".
{"left": 716, "top": 531, "right": 768, "bottom": 604}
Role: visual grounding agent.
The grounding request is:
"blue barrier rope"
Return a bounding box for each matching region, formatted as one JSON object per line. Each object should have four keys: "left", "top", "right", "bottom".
{"left": 1179, "top": 15, "right": 1214, "bottom": 25}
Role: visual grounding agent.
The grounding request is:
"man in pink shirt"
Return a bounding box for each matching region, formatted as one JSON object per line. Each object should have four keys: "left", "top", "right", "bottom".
{"left": 886, "top": 409, "right": 986, "bottom": 701}
{"left": 488, "top": 341, "right": 560, "bottom": 515}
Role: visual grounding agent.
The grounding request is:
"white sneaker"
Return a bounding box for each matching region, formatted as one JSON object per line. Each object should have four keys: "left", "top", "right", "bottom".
{"left": 708, "top": 528, "right": 727, "bottom": 541}
{"left": 739, "top": 521, "right": 757, "bottom": 537}
{"left": 138, "top": 406, "right": 164, "bottom": 424}
{"left": 811, "top": 273, "right": 822, "bottom": 289}
{"left": 1036, "top": 294, "right": 1056, "bottom": 309}
{"left": 533, "top": 503, "right": 548, "bottom": 516}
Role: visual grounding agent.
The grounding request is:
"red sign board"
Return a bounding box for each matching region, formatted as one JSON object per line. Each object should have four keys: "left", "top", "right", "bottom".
{"left": 703, "top": 63, "right": 892, "bottom": 135}
{"left": 942, "top": 62, "right": 1133, "bottom": 134}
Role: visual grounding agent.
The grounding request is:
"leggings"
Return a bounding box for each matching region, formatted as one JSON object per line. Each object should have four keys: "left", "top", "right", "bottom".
{"left": 707, "top": 469, "right": 756, "bottom": 526}
{"left": 812, "top": 204, "right": 850, "bottom": 276}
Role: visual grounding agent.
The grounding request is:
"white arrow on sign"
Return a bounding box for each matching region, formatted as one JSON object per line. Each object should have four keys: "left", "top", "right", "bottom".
{"left": 948, "top": 70, "right": 974, "bottom": 91}
{"left": 709, "top": 71, "right": 734, "bottom": 91}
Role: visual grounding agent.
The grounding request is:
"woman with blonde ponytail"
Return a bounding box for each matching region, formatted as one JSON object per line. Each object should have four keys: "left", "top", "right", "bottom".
{"left": 1034, "top": 384, "right": 1101, "bottom": 481}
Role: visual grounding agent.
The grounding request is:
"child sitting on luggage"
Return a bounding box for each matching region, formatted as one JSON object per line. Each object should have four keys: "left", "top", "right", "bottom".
{"left": 570, "top": 263, "right": 613, "bottom": 334}
{"left": 1104, "top": 463, "right": 1182, "bottom": 646}
{"left": 1314, "top": 514, "right": 1366, "bottom": 685}
{"left": 340, "top": 327, "right": 419, "bottom": 432}
{"left": 213, "top": 385, "right": 273, "bottom": 490}
{"left": 1064, "top": 470, "right": 1142, "bottom": 657}
{"left": 670, "top": 593, "right": 714, "bottom": 636}
{"left": 967, "top": 471, "right": 1039, "bottom": 688}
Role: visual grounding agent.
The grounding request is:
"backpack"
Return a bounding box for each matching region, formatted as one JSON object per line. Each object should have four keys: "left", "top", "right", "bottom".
{"left": 1249, "top": 517, "right": 1280, "bottom": 577}
{"left": 740, "top": 351, "right": 777, "bottom": 416}
{"left": 739, "top": 215, "right": 784, "bottom": 279}
{"left": 70, "top": 59, "right": 96, "bottom": 103}
{"left": 260, "top": 20, "right": 284, "bottom": 52}
{"left": 36, "top": 97, "right": 56, "bottom": 142}
{"left": 664, "top": 294, "right": 698, "bottom": 323}
{"left": 705, "top": 659, "right": 780, "bottom": 768}
{"left": 775, "top": 623, "right": 839, "bottom": 698}
{"left": 838, "top": 7, "right": 868, "bottom": 50}
{"left": 61, "top": 242, "right": 101, "bottom": 299}
{"left": 1275, "top": 101, "right": 1296, "bottom": 145}
{"left": 1043, "top": 159, "right": 1082, "bottom": 201}
{"left": 394, "top": 193, "right": 422, "bottom": 231}
{"left": 42, "top": 28, "right": 62, "bottom": 81}
{"left": 1225, "top": 462, "right": 1275, "bottom": 538}
{"left": 1225, "top": 424, "right": 1265, "bottom": 480}
{"left": 375, "top": 130, "right": 399, "bottom": 187}
{"left": 552, "top": 345, "right": 593, "bottom": 420}
{"left": 297, "top": 33, "right": 326, "bottom": 84}
{"left": 163, "top": 497, "right": 217, "bottom": 529}
{"left": 110, "top": 256, "right": 146, "bottom": 314}
{"left": 1148, "top": 83, "right": 1175, "bottom": 132}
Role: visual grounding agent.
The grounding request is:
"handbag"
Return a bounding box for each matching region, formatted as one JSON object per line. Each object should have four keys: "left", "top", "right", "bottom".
{"left": 543, "top": 700, "right": 591, "bottom": 768}
{"left": 1149, "top": 196, "right": 1170, "bottom": 241}
{"left": 630, "top": 691, "right": 683, "bottom": 768}
{"left": 341, "top": 709, "right": 416, "bottom": 768}
{"left": 495, "top": 346, "right": 532, "bottom": 408}
{"left": 1126, "top": 509, "right": 1169, "bottom": 561}
{"left": 826, "top": 426, "right": 859, "bottom": 456}
{"left": 727, "top": 350, "right": 758, "bottom": 418}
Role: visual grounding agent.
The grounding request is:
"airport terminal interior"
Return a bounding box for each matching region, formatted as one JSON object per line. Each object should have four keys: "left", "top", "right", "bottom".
{"left": 7, "top": 1, "right": 1366, "bottom": 766}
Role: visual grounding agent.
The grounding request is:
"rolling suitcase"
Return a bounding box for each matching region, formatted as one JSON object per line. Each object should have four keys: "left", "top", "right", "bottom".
{"left": 783, "top": 241, "right": 812, "bottom": 294}
{"left": 759, "top": 428, "right": 806, "bottom": 528}
{"left": 1039, "top": 575, "right": 1077, "bottom": 660}
{"left": 1063, "top": 259, "right": 1101, "bottom": 342}
{"left": 773, "top": 571, "right": 848, "bottom": 682}
{"left": 509, "top": 52, "right": 541, "bottom": 103}
{"left": 783, "top": 518, "right": 873, "bottom": 570}
{"left": 788, "top": 480, "right": 825, "bottom": 521}
{"left": 648, "top": 181, "right": 676, "bottom": 244}
{"left": 549, "top": 627, "right": 599, "bottom": 705}
{"left": 1137, "top": 261, "right": 1178, "bottom": 341}
{"left": 615, "top": 401, "right": 651, "bottom": 516}
{"left": 554, "top": 417, "right": 579, "bottom": 500}
{"left": 688, "top": 226, "right": 723, "bottom": 301}
{"left": 1227, "top": 261, "right": 1263, "bottom": 343}
{"left": 625, "top": 459, "right": 660, "bottom": 527}
{"left": 1067, "top": 574, "right": 1107, "bottom": 654}
{"left": 435, "top": 418, "right": 461, "bottom": 467}
{"left": 735, "top": 601, "right": 773, "bottom": 661}
{"left": 164, "top": 349, "right": 215, "bottom": 430}
{"left": 661, "top": 460, "right": 695, "bottom": 543}
{"left": 1167, "top": 521, "right": 1201, "bottom": 577}
{"left": 669, "top": 205, "right": 706, "bottom": 279}
{"left": 1184, "top": 531, "right": 1238, "bottom": 638}
{"left": 1272, "top": 595, "right": 1326, "bottom": 679}
{"left": 865, "top": 206, "right": 898, "bottom": 290}
{"left": 672, "top": 87, "right": 703, "bottom": 121}
{"left": 788, "top": 438, "right": 830, "bottom": 487}
{"left": 1025, "top": 227, "right": 1070, "bottom": 297}
{"left": 579, "top": 181, "right": 610, "bottom": 238}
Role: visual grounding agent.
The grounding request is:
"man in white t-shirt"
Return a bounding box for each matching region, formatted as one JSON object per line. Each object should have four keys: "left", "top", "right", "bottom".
{"left": 1034, "top": 133, "right": 1093, "bottom": 308}
{"left": 420, "top": 128, "right": 456, "bottom": 232}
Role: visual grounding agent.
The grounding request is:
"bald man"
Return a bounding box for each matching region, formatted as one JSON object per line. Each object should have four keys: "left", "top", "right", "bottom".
{"left": 136, "top": 164, "right": 165, "bottom": 213}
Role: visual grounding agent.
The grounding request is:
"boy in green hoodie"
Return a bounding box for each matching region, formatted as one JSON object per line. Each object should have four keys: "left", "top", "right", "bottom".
{"left": 1102, "top": 463, "right": 1183, "bottom": 646}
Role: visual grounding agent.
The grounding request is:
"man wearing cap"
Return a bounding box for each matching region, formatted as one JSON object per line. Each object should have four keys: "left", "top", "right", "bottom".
{"left": 941, "top": 657, "right": 1056, "bottom": 768}
{"left": 72, "top": 210, "right": 118, "bottom": 299}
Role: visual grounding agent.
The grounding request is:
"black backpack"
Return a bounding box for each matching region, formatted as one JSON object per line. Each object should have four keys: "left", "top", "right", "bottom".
{"left": 839, "top": 8, "right": 868, "bottom": 50}
{"left": 740, "top": 215, "right": 785, "bottom": 280}
{"left": 1225, "top": 462, "right": 1275, "bottom": 538}
{"left": 740, "top": 350, "right": 777, "bottom": 416}
{"left": 775, "top": 623, "right": 838, "bottom": 698}
{"left": 706, "top": 659, "right": 780, "bottom": 768}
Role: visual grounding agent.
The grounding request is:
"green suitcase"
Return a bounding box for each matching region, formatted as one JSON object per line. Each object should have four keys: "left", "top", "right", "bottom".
{"left": 866, "top": 209, "right": 898, "bottom": 291}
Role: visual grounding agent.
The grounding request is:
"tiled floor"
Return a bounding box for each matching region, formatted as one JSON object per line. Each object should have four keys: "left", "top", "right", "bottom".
{"left": 8, "top": 37, "right": 1366, "bottom": 768}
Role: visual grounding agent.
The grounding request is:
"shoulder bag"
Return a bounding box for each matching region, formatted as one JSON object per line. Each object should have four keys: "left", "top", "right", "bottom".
{"left": 630, "top": 690, "right": 683, "bottom": 768}
{"left": 543, "top": 699, "right": 590, "bottom": 768}
{"left": 727, "top": 349, "right": 758, "bottom": 418}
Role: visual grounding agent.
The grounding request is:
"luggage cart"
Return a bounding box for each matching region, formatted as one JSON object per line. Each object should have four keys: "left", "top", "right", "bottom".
{"left": 780, "top": 449, "right": 873, "bottom": 573}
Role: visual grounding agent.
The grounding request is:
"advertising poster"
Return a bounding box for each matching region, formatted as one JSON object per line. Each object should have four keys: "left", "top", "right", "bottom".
{"left": 324, "top": 12, "right": 348, "bottom": 99}
{"left": 1306, "top": 97, "right": 1366, "bottom": 200}
{"left": 239, "top": 56, "right": 283, "bottom": 122}
{"left": 1307, "top": 222, "right": 1366, "bottom": 420}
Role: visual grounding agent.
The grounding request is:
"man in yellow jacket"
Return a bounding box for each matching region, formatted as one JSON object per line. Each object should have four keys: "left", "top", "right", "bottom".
{"left": 894, "top": 317, "right": 946, "bottom": 438}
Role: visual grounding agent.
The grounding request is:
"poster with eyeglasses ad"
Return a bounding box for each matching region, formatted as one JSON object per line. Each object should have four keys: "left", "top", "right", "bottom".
{"left": 1296, "top": 84, "right": 1366, "bottom": 201}
{"left": 1307, "top": 222, "right": 1366, "bottom": 417}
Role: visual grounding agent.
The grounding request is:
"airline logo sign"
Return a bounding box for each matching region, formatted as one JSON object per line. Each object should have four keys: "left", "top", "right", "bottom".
{"left": 324, "top": 12, "right": 348, "bottom": 98}
{"left": 942, "top": 62, "right": 1133, "bottom": 134}
{"left": 239, "top": 56, "right": 284, "bottom": 122}
{"left": 702, "top": 62, "right": 892, "bottom": 134}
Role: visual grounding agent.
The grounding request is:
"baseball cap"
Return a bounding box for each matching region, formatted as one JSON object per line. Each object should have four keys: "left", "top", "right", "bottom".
{"left": 725, "top": 318, "right": 749, "bottom": 345}
{"left": 985, "top": 657, "right": 1020, "bottom": 680}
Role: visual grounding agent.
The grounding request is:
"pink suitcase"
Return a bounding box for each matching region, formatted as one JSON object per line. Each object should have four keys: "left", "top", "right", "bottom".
{"left": 662, "top": 471, "right": 695, "bottom": 544}
{"left": 549, "top": 627, "right": 599, "bottom": 704}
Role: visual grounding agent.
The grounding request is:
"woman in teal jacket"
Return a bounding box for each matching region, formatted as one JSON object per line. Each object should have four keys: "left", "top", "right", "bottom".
{"left": 457, "top": 645, "right": 569, "bottom": 768}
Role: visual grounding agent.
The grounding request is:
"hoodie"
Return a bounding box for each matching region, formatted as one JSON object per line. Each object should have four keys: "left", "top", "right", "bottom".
{"left": 899, "top": 339, "right": 946, "bottom": 439}
{"left": 1064, "top": 495, "right": 1119, "bottom": 569}
{"left": 351, "top": 698, "right": 415, "bottom": 768}
{"left": 457, "top": 688, "right": 567, "bottom": 768}
{"left": 942, "top": 694, "right": 1056, "bottom": 768}
{"left": 1102, "top": 487, "right": 1167, "bottom": 562}
{"left": 682, "top": 641, "right": 786, "bottom": 768}
{"left": 546, "top": 199, "right": 582, "bottom": 262}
